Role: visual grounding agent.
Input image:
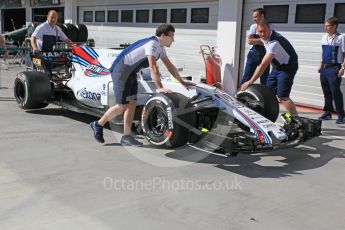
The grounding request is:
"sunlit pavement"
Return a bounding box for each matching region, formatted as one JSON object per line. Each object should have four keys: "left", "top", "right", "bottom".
{"left": 1, "top": 63, "right": 345, "bottom": 230}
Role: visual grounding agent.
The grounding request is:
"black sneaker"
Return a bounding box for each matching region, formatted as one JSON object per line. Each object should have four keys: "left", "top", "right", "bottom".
{"left": 90, "top": 121, "right": 105, "bottom": 143}
{"left": 336, "top": 115, "right": 345, "bottom": 124}
{"left": 120, "top": 135, "right": 143, "bottom": 147}
{"left": 318, "top": 112, "right": 332, "bottom": 121}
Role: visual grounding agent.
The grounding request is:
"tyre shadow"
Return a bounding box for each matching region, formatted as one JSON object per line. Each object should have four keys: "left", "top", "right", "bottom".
{"left": 26, "top": 107, "right": 345, "bottom": 178}
{"left": 165, "top": 129, "right": 345, "bottom": 178}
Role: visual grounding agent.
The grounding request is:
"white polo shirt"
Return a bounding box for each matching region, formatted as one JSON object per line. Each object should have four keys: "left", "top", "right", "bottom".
{"left": 31, "top": 21, "right": 68, "bottom": 51}
{"left": 123, "top": 36, "right": 167, "bottom": 66}
{"left": 110, "top": 36, "right": 167, "bottom": 72}
{"left": 262, "top": 31, "right": 290, "bottom": 65}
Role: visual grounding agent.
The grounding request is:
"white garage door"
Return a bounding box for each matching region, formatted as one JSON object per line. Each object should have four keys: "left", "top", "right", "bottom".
{"left": 241, "top": 0, "right": 345, "bottom": 109}
{"left": 77, "top": 1, "right": 219, "bottom": 78}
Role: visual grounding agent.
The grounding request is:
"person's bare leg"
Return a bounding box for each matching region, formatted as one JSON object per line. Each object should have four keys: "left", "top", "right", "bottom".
{"left": 0, "top": 36, "right": 8, "bottom": 60}
{"left": 0, "top": 36, "right": 5, "bottom": 50}
{"left": 123, "top": 100, "right": 137, "bottom": 135}
{"left": 98, "top": 104, "right": 126, "bottom": 126}
{"left": 281, "top": 97, "right": 298, "bottom": 116}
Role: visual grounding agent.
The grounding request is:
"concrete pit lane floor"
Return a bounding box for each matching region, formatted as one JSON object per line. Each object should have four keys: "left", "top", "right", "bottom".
{"left": 1, "top": 64, "right": 345, "bottom": 230}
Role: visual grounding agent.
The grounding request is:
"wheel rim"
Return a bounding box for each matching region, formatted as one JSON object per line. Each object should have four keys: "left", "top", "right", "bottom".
{"left": 147, "top": 107, "right": 168, "bottom": 138}
{"left": 15, "top": 81, "right": 25, "bottom": 101}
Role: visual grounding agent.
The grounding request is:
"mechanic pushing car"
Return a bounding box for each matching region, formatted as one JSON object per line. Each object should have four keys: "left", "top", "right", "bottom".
{"left": 31, "top": 10, "right": 73, "bottom": 52}
{"left": 90, "top": 23, "right": 194, "bottom": 146}
{"left": 241, "top": 20, "right": 299, "bottom": 116}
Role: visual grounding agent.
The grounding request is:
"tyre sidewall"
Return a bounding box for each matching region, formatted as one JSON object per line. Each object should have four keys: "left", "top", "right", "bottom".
{"left": 142, "top": 93, "right": 194, "bottom": 148}
{"left": 237, "top": 84, "right": 279, "bottom": 122}
{"left": 13, "top": 72, "right": 51, "bottom": 110}
{"left": 63, "top": 23, "right": 78, "bottom": 42}
{"left": 14, "top": 74, "right": 29, "bottom": 109}
{"left": 142, "top": 95, "right": 174, "bottom": 146}
{"left": 76, "top": 24, "right": 88, "bottom": 43}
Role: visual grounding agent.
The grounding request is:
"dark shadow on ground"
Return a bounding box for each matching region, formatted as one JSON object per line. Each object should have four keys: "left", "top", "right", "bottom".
{"left": 165, "top": 129, "right": 345, "bottom": 178}
{"left": 26, "top": 107, "right": 122, "bottom": 131}
{"left": 26, "top": 107, "right": 345, "bottom": 178}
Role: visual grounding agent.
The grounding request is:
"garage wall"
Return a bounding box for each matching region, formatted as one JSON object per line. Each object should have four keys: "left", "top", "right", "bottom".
{"left": 242, "top": 0, "right": 345, "bottom": 109}
{"left": 76, "top": 0, "right": 214, "bottom": 5}
{"left": 77, "top": 1, "right": 218, "bottom": 77}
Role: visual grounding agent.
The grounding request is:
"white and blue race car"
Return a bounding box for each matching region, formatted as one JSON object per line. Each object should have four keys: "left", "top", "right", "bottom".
{"left": 13, "top": 43, "right": 321, "bottom": 157}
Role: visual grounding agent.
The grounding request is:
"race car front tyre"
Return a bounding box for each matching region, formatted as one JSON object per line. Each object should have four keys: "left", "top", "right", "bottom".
{"left": 14, "top": 71, "right": 52, "bottom": 110}
{"left": 236, "top": 84, "right": 279, "bottom": 122}
{"left": 141, "top": 93, "right": 195, "bottom": 148}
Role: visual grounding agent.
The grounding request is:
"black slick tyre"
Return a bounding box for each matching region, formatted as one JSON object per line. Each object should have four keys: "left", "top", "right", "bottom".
{"left": 63, "top": 23, "right": 78, "bottom": 42}
{"left": 14, "top": 71, "right": 52, "bottom": 110}
{"left": 141, "top": 93, "right": 195, "bottom": 148}
{"left": 75, "top": 24, "right": 88, "bottom": 43}
{"left": 237, "top": 84, "right": 279, "bottom": 122}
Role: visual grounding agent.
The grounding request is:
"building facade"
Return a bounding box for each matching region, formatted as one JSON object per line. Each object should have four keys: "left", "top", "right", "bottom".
{"left": 1, "top": 0, "right": 345, "bottom": 108}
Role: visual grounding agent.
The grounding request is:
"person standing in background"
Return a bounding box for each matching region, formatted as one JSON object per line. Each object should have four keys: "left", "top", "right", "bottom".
{"left": 240, "top": 8, "right": 272, "bottom": 87}
{"left": 31, "top": 10, "right": 72, "bottom": 52}
{"left": 318, "top": 17, "right": 345, "bottom": 124}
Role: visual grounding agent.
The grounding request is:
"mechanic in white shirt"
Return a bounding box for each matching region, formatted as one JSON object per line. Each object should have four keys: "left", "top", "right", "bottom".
{"left": 317, "top": 17, "right": 345, "bottom": 124}
{"left": 90, "top": 24, "right": 194, "bottom": 146}
{"left": 241, "top": 20, "right": 299, "bottom": 116}
{"left": 31, "top": 10, "right": 72, "bottom": 52}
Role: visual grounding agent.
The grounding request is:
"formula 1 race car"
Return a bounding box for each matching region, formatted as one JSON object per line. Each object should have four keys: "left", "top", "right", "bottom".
{"left": 13, "top": 42, "right": 322, "bottom": 157}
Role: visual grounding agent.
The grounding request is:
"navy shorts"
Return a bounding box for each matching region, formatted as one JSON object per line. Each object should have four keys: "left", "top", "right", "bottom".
{"left": 111, "top": 58, "right": 138, "bottom": 104}
{"left": 112, "top": 73, "right": 138, "bottom": 104}
{"left": 266, "top": 67, "right": 296, "bottom": 98}
{"left": 111, "top": 58, "right": 149, "bottom": 104}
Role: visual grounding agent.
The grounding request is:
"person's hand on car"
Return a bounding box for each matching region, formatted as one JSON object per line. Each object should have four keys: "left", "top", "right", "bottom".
{"left": 241, "top": 81, "right": 252, "bottom": 91}
{"left": 157, "top": 87, "right": 173, "bottom": 94}
{"left": 181, "top": 80, "right": 196, "bottom": 90}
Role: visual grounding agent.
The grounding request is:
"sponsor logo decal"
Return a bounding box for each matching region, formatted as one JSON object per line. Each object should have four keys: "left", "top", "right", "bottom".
{"left": 77, "top": 88, "right": 101, "bottom": 100}
{"left": 32, "top": 58, "right": 41, "bottom": 67}
{"left": 262, "top": 123, "right": 276, "bottom": 129}
{"left": 256, "top": 120, "right": 270, "bottom": 124}
{"left": 167, "top": 106, "right": 173, "bottom": 129}
{"left": 84, "top": 63, "right": 110, "bottom": 77}
{"left": 71, "top": 45, "right": 111, "bottom": 77}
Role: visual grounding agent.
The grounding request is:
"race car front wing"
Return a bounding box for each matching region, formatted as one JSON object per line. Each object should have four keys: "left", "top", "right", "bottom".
{"left": 188, "top": 113, "right": 322, "bottom": 157}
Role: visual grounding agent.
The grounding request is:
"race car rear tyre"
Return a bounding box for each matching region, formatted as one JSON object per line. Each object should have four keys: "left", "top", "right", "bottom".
{"left": 14, "top": 71, "right": 52, "bottom": 110}
{"left": 75, "top": 24, "right": 88, "bottom": 43}
{"left": 142, "top": 93, "right": 195, "bottom": 148}
{"left": 236, "top": 84, "right": 279, "bottom": 122}
{"left": 63, "top": 23, "right": 78, "bottom": 42}
{"left": 57, "top": 23, "right": 68, "bottom": 40}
